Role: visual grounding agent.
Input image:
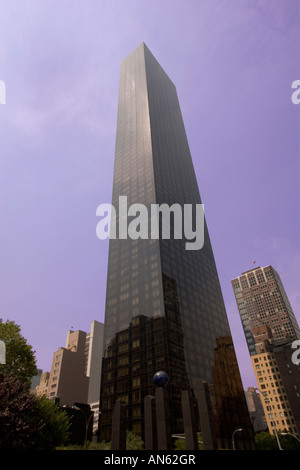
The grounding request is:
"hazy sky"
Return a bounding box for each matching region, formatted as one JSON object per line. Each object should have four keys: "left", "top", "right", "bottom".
{"left": 0, "top": 0, "right": 299, "bottom": 390}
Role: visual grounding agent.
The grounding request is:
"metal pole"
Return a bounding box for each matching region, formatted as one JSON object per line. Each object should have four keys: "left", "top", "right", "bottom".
{"left": 232, "top": 428, "right": 242, "bottom": 450}
{"left": 254, "top": 387, "right": 283, "bottom": 450}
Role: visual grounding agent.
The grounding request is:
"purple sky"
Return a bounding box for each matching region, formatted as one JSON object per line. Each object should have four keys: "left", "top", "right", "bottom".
{"left": 0, "top": 0, "right": 299, "bottom": 390}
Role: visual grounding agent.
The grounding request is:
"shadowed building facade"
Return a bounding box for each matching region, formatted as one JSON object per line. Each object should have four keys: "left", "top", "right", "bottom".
{"left": 99, "top": 43, "right": 254, "bottom": 449}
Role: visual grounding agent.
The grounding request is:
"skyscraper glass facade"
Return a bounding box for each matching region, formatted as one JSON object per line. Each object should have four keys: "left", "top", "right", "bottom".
{"left": 99, "top": 43, "right": 254, "bottom": 448}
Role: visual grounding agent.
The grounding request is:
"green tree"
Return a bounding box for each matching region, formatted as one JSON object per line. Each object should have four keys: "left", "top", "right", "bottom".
{"left": 32, "top": 395, "right": 71, "bottom": 450}
{"left": 126, "top": 430, "right": 144, "bottom": 450}
{"left": 57, "top": 431, "right": 144, "bottom": 450}
{"left": 254, "top": 431, "right": 300, "bottom": 450}
{"left": 0, "top": 372, "right": 42, "bottom": 449}
{"left": 255, "top": 431, "right": 278, "bottom": 450}
{"left": 0, "top": 372, "right": 70, "bottom": 450}
{"left": 174, "top": 433, "right": 204, "bottom": 450}
{"left": 0, "top": 320, "right": 37, "bottom": 385}
{"left": 279, "top": 433, "right": 300, "bottom": 450}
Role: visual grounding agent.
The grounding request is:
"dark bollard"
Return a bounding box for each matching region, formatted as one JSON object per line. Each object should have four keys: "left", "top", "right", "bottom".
{"left": 181, "top": 390, "right": 199, "bottom": 450}
{"left": 144, "top": 395, "right": 157, "bottom": 450}
{"left": 194, "top": 379, "right": 218, "bottom": 450}
{"left": 111, "top": 400, "right": 127, "bottom": 450}
{"left": 154, "top": 371, "right": 172, "bottom": 450}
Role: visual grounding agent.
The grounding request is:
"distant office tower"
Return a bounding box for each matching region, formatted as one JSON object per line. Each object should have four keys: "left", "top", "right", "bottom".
{"left": 245, "top": 387, "right": 267, "bottom": 432}
{"left": 35, "top": 371, "right": 50, "bottom": 397}
{"left": 86, "top": 321, "right": 104, "bottom": 434}
{"left": 45, "top": 321, "right": 103, "bottom": 408}
{"left": 232, "top": 266, "right": 300, "bottom": 437}
{"left": 232, "top": 265, "right": 300, "bottom": 356}
{"left": 86, "top": 320, "right": 104, "bottom": 404}
{"left": 47, "top": 329, "right": 89, "bottom": 405}
{"left": 30, "top": 368, "right": 43, "bottom": 392}
{"left": 99, "top": 43, "right": 254, "bottom": 449}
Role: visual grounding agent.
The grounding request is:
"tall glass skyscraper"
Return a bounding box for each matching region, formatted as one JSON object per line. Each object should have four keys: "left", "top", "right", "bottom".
{"left": 99, "top": 43, "right": 254, "bottom": 449}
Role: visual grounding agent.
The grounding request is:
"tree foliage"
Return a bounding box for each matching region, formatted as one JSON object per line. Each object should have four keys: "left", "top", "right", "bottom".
{"left": 174, "top": 433, "right": 204, "bottom": 450}
{"left": 0, "top": 372, "right": 70, "bottom": 450}
{"left": 0, "top": 320, "right": 37, "bottom": 384}
{"left": 255, "top": 431, "right": 300, "bottom": 450}
{"left": 32, "top": 395, "right": 71, "bottom": 449}
{"left": 0, "top": 320, "right": 71, "bottom": 449}
{"left": 126, "top": 430, "right": 144, "bottom": 450}
{"left": 0, "top": 372, "right": 42, "bottom": 449}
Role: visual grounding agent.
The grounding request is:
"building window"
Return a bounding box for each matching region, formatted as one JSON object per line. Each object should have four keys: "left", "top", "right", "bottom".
{"left": 265, "top": 270, "right": 273, "bottom": 281}
{"left": 248, "top": 276, "right": 257, "bottom": 286}
{"left": 257, "top": 272, "right": 265, "bottom": 284}
{"left": 232, "top": 281, "right": 240, "bottom": 292}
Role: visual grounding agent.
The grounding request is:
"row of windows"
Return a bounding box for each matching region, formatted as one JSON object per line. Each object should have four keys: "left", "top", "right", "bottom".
{"left": 253, "top": 356, "right": 297, "bottom": 434}
{"left": 233, "top": 269, "right": 275, "bottom": 292}
{"left": 237, "top": 287, "right": 294, "bottom": 337}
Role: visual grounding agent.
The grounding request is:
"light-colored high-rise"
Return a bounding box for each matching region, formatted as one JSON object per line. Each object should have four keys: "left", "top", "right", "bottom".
{"left": 47, "top": 329, "right": 89, "bottom": 405}
{"left": 36, "top": 321, "right": 103, "bottom": 413}
{"left": 232, "top": 266, "right": 300, "bottom": 438}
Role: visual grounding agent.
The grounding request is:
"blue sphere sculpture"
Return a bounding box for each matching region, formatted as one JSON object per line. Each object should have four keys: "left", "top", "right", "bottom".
{"left": 153, "top": 371, "right": 169, "bottom": 387}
